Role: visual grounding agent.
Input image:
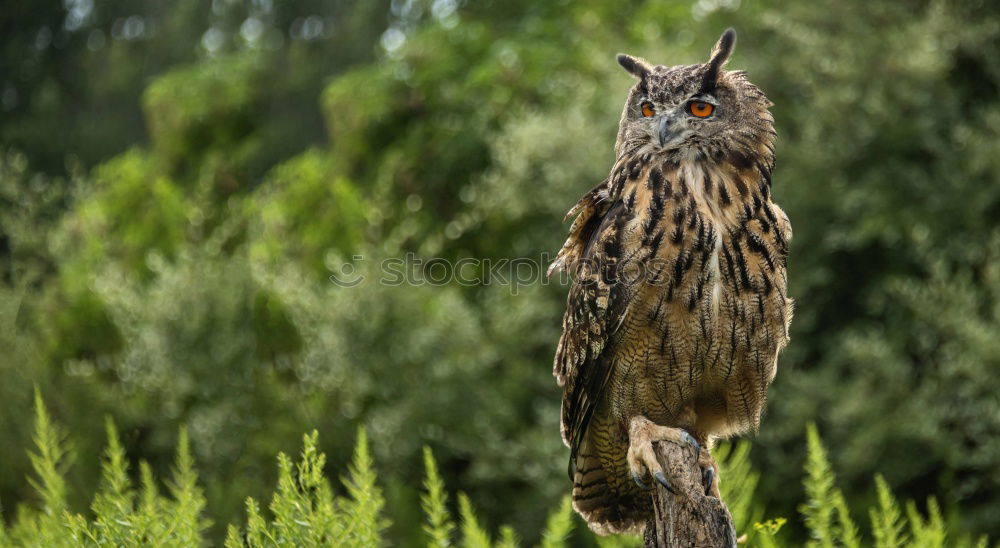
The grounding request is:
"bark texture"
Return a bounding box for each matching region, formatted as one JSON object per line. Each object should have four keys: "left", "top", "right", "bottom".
{"left": 643, "top": 441, "right": 737, "bottom": 548}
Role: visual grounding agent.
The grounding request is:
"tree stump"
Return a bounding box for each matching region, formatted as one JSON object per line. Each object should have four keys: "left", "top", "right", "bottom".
{"left": 643, "top": 440, "right": 737, "bottom": 548}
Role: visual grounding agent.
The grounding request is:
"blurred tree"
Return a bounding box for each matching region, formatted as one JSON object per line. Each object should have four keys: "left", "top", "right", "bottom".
{"left": 2, "top": 0, "right": 1000, "bottom": 545}
{"left": 728, "top": 1, "right": 1000, "bottom": 536}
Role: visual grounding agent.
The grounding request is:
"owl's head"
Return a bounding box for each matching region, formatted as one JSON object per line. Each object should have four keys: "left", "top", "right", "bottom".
{"left": 614, "top": 29, "right": 774, "bottom": 167}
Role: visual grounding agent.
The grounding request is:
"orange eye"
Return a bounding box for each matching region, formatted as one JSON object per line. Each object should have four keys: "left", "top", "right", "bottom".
{"left": 689, "top": 101, "right": 714, "bottom": 118}
{"left": 641, "top": 102, "right": 655, "bottom": 117}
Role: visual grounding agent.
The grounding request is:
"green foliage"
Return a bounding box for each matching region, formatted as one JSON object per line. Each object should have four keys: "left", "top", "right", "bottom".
{"left": 222, "top": 427, "right": 389, "bottom": 546}
{"left": 541, "top": 495, "right": 575, "bottom": 548}
{"left": 714, "top": 440, "right": 763, "bottom": 537}
{"left": 458, "top": 493, "right": 492, "bottom": 548}
{"left": 26, "top": 389, "right": 70, "bottom": 520}
{"left": 143, "top": 55, "right": 265, "bottom": 176}
{"left": 497, "top": 526, "right": 520, "bottom": 548}
{"left": 869, "top": 475, "right": 908, "bottom": 548}
{"left": 745, "top": 1, "right": 1000, "bottom": 533}
{"left": 906, "top": 497, "right": 945, "bottom": 548}
{"left": 800, "top": 423, "right": 838, "bottom": 547}
{"left": 782, "top": 423, "right": 992, "bottom": 548}
{"left": 42, "top": 149, "right": 189, "bottom": 361}
{"left": 57, "top": 150, "right": 190, "bottom": 275}
{"left": 249, "top": 149, "right": 366, "bottom": 275}
{"left": 0, "top": 149, "right": 71, "bottom": 285}
{"left": 753, "top": 518, "right": 787, "bottom": 548}
{"left": 832, "top": 490, "right": 862, "bottom": 548}
{"left": 251, "top": 435, "right": 339, "bottom": 544}
{"left": 4, "top": 0, "right": 1000, "bottom": 545}
{"left": 538, "top": 496, "right": 574, "bottom": 548}
{"left": 88, "top": 419, "right": 134, "bottom": 544}
{"left": 340, "top": 428, "right": 389, "bottom": 545}
{"left": 594, "top": 534, "right": 642, "bottom": 548}
{"left": 797, "top": 422, "right": 870, "bottom": 548}
{"left": 422, "top": 446, "right": 457, "bottom": 547}
{"left": 7, "top": 389, "right": 74, "bottom": 548}
{"left": 167, "top": 427, "right": 209, "bottom": 545}
{"left": 3, "top": 393, "right": 206, "bottom": 546}
{"left": 3, "top": 402, "right": 988, "bottom": 548}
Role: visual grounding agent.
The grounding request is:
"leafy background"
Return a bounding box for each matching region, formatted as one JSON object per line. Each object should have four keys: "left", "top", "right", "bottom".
{"left": 2, "top": 0, "right": 999, "bottom": 545}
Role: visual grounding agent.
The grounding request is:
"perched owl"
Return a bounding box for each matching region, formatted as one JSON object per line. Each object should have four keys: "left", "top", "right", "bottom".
{"left": 549, "top": 29, "right": 793, "bottom": 534}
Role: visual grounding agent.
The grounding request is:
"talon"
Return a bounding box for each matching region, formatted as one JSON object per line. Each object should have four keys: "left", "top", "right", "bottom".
{"left": 703, "top": 466, "right": 715, "bottom": 497}
{"left": 681, "top": 431, "right": 701, "bottom": 459}
{"left": 633, "top": 472, "right": 650, "bottom": 490}
{"left": 654, "top": 471, "right": 675, "bottom": 494}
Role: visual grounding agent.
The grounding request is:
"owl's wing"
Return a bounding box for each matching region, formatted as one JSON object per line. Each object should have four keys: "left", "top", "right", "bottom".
{"left": 550, "top": 179, "right": 633, "bottom": 478}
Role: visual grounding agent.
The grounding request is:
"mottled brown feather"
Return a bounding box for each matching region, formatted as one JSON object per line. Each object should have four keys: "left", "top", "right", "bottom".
{"left": 550, "top": 30, "right": 793, "bottom": 535}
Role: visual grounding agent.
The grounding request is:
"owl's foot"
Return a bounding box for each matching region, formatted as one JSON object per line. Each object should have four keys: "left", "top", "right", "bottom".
{"left": 701, "top": 452, "right": 721, "bottom": 499}
{"left": 626, "top": 416, "right": 701, "bottom": 494}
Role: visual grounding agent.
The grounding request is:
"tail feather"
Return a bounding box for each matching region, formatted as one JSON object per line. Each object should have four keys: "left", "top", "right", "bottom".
{"left": 570, "top": 435, "right": 649, "bottom": 535}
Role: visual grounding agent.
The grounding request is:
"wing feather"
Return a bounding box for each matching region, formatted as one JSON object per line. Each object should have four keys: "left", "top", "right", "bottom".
{"left": 550, "top": 172, "right": 637, "bottom": 478}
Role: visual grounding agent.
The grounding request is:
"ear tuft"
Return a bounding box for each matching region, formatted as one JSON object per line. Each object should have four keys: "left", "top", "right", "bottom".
{"left": 617, "top": 53, "right": 651, "bottom": 79}
{"left": 710, "top": 28, "right": 737, "bottom": 65}
{"left": 701, "top": 28, "right": 737, "bottom": 91}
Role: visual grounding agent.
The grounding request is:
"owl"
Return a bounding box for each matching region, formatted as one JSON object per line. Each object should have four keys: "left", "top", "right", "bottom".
{"left": 548, "top": 29, "right": 793, "bottom": 534}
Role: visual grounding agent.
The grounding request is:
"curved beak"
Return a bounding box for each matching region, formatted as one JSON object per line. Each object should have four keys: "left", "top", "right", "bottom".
{"left": 657, "top": 116, "right": 675, "bottom": 147}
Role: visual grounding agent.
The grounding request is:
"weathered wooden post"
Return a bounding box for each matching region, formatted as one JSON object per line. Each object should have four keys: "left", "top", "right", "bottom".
{"left": 643, "top": 441, "right": 737, "bottom": 548}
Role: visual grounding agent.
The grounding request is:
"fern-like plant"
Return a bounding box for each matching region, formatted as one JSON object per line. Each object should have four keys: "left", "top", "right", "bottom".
{"left": 421, "top": 446, "right": 457, "bottom": 547}
{"left": 791, "top": 423, "right": 988, "bottom": 548}
{"left": 225, "top": 428, "right": 387, "bottom": 547}
{"left": 0, "top": 394, "right": 992, "bottom": 548}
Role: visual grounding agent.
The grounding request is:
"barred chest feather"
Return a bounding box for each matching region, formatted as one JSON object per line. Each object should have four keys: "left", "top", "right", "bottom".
{"left": 554, "top": 150, "right": 793, "bottom": 439}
